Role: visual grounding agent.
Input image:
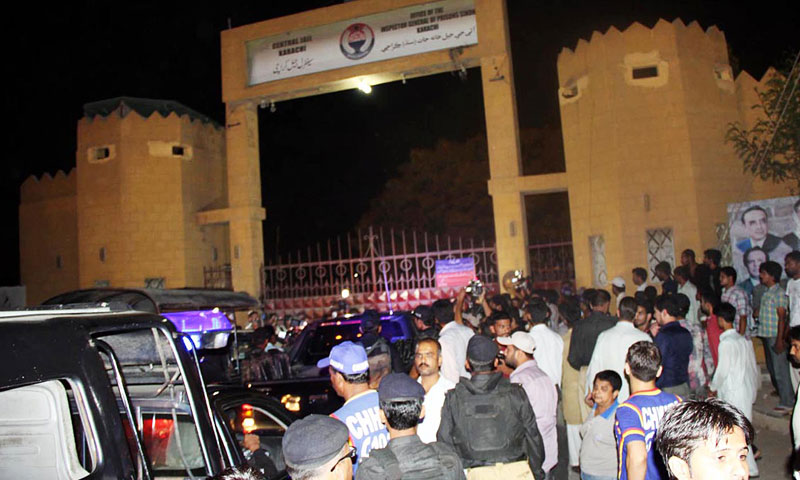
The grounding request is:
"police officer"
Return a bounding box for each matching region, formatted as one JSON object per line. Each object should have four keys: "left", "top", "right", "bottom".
{"left": 356, "top": 373, "right": 464, "bottom": 480}
{"left": 437, "top": 335, "right": 546, "bottom": 479}
{"left": 282, "top": 414, "right": 356, "bottom": 480}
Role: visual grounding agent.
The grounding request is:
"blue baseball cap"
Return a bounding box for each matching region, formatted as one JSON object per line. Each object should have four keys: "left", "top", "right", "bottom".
{"left": 317, "top": 340, "right": 370, "bottom": 375}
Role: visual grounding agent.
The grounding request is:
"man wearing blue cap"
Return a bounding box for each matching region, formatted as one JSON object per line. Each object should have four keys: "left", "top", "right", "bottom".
{"left": 319, "top": 341, "right": 390, "bottom": 474}
{"left": 355, "top": 373, "right": 465, "bottom": 479}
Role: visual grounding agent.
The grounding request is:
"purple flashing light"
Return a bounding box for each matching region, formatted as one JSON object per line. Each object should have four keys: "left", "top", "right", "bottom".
{"left": 162, "top": 309, "right": 233, "bottom": 334}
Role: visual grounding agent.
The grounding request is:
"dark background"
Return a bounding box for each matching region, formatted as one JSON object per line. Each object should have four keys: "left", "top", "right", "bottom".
{"left": 2, "top": 0, "right": 797, "bottom": 286}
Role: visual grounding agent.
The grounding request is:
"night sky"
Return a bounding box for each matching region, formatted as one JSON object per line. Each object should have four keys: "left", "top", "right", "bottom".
{"left": 2, "top": 0, "right": 796, "bottom": 286}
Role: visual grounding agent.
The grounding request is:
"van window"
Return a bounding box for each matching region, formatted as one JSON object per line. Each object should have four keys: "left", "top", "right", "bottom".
{"left": 223, "top": 403, "right": 287, "bottom": 473}
{"left": 0, "top": 380, "right": 97, "bottom": 479}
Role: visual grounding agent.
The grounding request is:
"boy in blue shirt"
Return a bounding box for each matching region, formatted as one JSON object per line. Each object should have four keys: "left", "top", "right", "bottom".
{"left": 615, "top": 341, "right": 682, "bottom": 480}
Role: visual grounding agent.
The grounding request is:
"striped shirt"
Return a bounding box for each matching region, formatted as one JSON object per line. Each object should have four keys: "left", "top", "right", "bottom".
{"left": 757, "top": 284, "right": 789, "bottom": 338}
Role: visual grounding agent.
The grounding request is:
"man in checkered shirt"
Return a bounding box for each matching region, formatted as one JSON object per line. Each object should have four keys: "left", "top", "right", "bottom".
{"left": 720, "top": 266, "right": 752, "bottom": 338}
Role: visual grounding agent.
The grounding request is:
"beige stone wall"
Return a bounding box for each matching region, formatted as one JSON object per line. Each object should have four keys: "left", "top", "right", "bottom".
{"left": 19, "top": 170, "right": 79, "bottom": 304}
{"left": 557, "top": 18, "right": 792, "bottom": 290}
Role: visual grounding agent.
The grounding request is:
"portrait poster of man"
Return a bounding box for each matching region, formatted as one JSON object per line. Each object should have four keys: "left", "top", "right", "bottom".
{"left": 728, "top": 196, "right": 799, "bottom": 290}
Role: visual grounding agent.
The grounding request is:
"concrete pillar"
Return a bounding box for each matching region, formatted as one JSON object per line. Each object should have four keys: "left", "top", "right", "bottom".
{"left": 477, "top": 0, "right": 528, "bottom": 279}
{"left": 225, "top": 102, "right": 266, "bottom": 299}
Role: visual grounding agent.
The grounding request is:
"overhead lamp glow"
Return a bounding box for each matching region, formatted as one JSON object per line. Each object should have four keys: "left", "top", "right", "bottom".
{"left": 341, "top": 288, "right": 350, "bottom": 299}
{"left": 358, "top": 80, "right": 372, "bottom": 94}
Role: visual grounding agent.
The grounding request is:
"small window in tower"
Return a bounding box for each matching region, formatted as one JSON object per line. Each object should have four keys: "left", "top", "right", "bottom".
{"left": 632, "top": 66, "right": 659, "bottom": 79}
{"left": 172, "top": 146, "right": 185, "bottom": 156}
{"left": 95, "top": 147, "right": 110, "bottom": 160}
{"left": 561, "top": 85, "right": 579, "bottom": 99}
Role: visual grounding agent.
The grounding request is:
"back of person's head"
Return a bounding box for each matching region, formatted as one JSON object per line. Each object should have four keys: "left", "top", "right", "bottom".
{"left": 592, "top": 289, "right": 611, "bottom": 307}
{"left": 656, "top": 399, "right": 753, "bottom": 480}
{"left": 432, "top": 299, "right": 454, "bottom": 325}
{"left": 466, "top": 335, "right": 498, "bottom": 373}
{"left": 655, "top": 294, "right": 681, "bottom": 318}
{"left": 720, "top": 266, "right": 737, "bottom": 283}
{"left": 699, "top": 287, "right": 719, "bottom": 309}
{"left": 704, "top": 249, "right": 722, "bottom": 266}
{"left": 360, "top": 310, "right": 381, "bottom": 333}
{"left": 525, "top": 299, "right": 550, "bottom": 324}
{"left": 674, "top": 293, "right": 690, "bottom": 319}
{"left": 595, "top": 369, "right": 623, "bottom": 392}
{"left": 378, "top": 373, "right": 425, "bottom": 430}
{"left": 673, "top": 266, "right": 690, "bottom": 282}
{"left": 626, "top": 341, "right": 662, "bottom": 382}
{"left": 559, "top": 301, "right": 581, "bottom": 327}
{"left": 581, "top": 288, "right": 598, "bottom": 308}
{"left": 643, "top": 285, "right": 658, "bottom": 303}
{"left": 759, "top": 261, "right": 782, "bottom": 282}
{"left": 618, "top": 296, "right": 637, "bottom": 321}
{"left": 543, "top": 289, "right": 560, "bottom": 305}
{"left": 788, "top": 250, "right": 800, "bottom": 263}
{"left": 655, "top": 261, "right": 672, "bottom": 277}
{"left": 412, "top": 305, "right": 436, "bottom": 329}
{"left": 251, "top": 327, "right": 271, "bottom": 347}
{"left": 716, "top": 302, "right": 736, "bottom": 325}
{"left": 632, "top": 267, "right": 648, "bottom": 282}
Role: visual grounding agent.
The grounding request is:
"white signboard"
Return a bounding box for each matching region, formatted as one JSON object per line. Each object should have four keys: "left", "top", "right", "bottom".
{"left": 247, "top": 0, "right": 477, "bottom": 86}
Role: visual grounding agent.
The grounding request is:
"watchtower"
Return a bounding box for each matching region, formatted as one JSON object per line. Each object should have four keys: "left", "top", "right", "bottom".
{"left": 556, "top": 18, "right": 789, "bottom": 287}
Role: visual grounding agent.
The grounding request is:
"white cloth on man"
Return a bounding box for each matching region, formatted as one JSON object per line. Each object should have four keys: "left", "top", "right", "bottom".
{"left": 416, "top": 374, "right": 456, "bottom": 444}
{"left": 636, "top": 283, "right": 647, "bottom": 292}
{"left": 510, "top": 358, "right": 558, "bottom": 472}
{"left": 788, "top": 277, "right": 800, "bottom": 327}
{"left": 437, "top": 321, "right": 474, "bottom": 383}
{"left": 710, "top": 329, "right": 760, "bottom": 475}
{"left": 678, "top": 280, "right": 699, "bottom": 324}
{"left": 528, "top": 323, "right": 564, "bottom": 388}
{"left": 585, "top": 320, "right": 652, "bottom": 402}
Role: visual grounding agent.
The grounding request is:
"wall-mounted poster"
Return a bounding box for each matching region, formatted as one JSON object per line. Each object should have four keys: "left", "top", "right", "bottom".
{"left": 727, "top": 195, "right": 799, "bottom": 291}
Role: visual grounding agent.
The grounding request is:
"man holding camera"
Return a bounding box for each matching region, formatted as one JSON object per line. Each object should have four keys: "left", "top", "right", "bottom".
{"left": 435, "top": 297, "right": 475, "bottom": 384}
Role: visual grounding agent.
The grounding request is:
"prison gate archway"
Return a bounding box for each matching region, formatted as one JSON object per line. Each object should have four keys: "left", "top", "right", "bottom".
{"left": 214, "top": 0, "right": 565, "bottom": 299}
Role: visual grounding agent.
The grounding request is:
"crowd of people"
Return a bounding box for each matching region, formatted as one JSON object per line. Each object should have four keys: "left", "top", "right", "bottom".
{"left": 225, "top": 244, "right": 799, "bottom": 480}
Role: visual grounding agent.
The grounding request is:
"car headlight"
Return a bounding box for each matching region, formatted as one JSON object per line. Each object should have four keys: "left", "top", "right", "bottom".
{"left": 281, "top": 394, "right": 301, "bottom": 413}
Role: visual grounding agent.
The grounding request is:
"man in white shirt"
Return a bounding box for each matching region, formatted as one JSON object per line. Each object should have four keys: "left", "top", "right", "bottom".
{"left": 787, "top": 252, "right": 800, "bottom": 327}
{"left": 524, "top": 299, "right": 563, "bottom": 388}
{"left": 785, "top": 252, "right": 800, "bottom": 390}
{"left": 674, "top": 266, "right": 699, "bottom": 324}
{"left": 414, "top": 337, "right": 456, "bottom": 443}
{"left": 611, "top": 276, "right": 626, "bottom": 312}
{"left": 709, "top": 303, "right": 760, "bottom": 476}
{"left": 433, "top": 298, "right": 474, "bottom": 383}
{"left": 585, "top": 297, "right": 652, "bottom": 402}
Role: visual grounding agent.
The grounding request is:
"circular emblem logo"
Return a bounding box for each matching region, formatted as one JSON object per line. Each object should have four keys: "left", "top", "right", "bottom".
{"left": 340, "top": 23, "right": 375, "bottom": 60}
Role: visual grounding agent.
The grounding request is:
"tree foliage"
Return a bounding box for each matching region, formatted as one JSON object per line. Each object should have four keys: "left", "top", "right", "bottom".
{"left": 726, "top": 53, "right": 800, "bottom": 193}
{"left": 357, "top": 126, "right": 566, "bottom": 241}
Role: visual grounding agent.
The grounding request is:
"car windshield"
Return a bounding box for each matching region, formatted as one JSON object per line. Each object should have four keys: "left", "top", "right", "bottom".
{"left": 301, "top": 318, "right": 405, "bottom": 367}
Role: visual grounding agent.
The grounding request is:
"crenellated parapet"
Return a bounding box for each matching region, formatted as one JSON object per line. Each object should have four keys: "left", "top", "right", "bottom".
{"left": 557, "top": 18, "right": 735, "bottom": 105}
{"left": 20, "top": 169, "right": 76, "bottom": 204}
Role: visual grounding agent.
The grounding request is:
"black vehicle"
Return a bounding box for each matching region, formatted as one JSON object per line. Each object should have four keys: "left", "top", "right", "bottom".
{"left": 236, "top": 311, "right": 416, "bottom": 417}
{"left": 0, "top": 307, "right": 293, "bottom": 480}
